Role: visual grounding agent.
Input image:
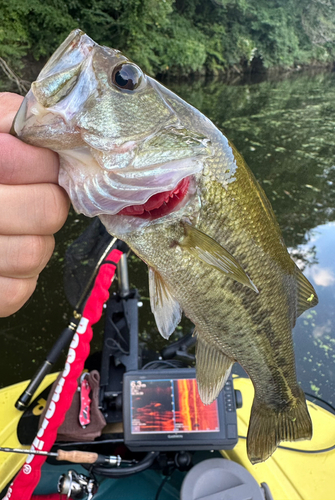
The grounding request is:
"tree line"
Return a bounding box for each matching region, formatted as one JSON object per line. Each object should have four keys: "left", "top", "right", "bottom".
{"left": 1, "top": 0, "right": 335, "bottom": 80}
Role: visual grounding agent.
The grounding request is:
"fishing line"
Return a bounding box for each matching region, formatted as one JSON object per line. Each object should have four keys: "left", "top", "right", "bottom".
{"left": 74, "top": 236, "right": 117, "bottom": 311}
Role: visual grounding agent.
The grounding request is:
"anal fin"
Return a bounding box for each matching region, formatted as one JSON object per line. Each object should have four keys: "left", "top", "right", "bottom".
{"left": 149, "top": 267, "right": 182, "bottom": 339}
{"left": 195, "top": 334, "right": 234, "bottom": 405}
{"left": 247, "top": 388, "right": 312, "bottom": 464}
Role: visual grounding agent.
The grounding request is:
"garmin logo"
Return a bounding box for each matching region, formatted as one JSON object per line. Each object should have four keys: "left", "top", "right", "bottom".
{"left": 167, "top": 434, "right": 183, "bottom": 439}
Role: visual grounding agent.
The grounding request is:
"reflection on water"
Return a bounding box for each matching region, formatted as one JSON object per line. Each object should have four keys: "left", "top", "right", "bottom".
{"left": 293, "top": 223, "right": 335, "bottom": 406}
{"left": 0, "top": 70, "right": 334, "bottom": 408}
{"left": 169, "top": 71, "right": 335, "bottom": 407}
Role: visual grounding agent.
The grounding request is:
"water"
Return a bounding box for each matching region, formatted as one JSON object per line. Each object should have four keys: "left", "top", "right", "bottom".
{"left": 0, "top": 70, "right": 334, "bottom": 409}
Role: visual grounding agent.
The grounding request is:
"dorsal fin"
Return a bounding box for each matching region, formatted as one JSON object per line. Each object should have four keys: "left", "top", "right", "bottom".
{"left": 296, "top": 267, "right": 318, "bottom": 317}
{"left": 195, "top": 333, "right": 234, "bottom": 405}
{"left": 149, "top": 267, "right": 182, "bottom": 339}
{"left": 180, "top": 222, "right": 258, "bottom": 293}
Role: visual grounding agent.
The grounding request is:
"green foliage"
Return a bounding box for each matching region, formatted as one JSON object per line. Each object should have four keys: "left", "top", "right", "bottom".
{"left": 0, "top": 1, "right": 77, "bottom": 64}
{"left": 169, "top": 70, "right": 335, "bottom": 249}
{"left": 1, "top": 0, "right": 335, "bottom": 79}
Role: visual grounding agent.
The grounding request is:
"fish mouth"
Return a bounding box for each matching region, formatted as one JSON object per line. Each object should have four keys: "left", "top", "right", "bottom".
{"left": 117, "top": 177, "right": 190, "bottom": 219}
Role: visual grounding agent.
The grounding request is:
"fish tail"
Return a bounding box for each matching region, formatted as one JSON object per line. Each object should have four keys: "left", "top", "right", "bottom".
{"left": 247, "top": 390, "right": 312, "bottom": 464}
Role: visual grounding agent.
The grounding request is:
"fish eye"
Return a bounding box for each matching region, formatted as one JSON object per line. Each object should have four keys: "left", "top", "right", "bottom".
{"left": 111, "top": 63, "right": 143, "bottom": 91}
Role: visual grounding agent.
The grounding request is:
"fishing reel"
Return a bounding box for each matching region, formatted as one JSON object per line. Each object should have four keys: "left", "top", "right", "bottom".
{"left": 58, "top": 470, "right": 98, "bottom": 500}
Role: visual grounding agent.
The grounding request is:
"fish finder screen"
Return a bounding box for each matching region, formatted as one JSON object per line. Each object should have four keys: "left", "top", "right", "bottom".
{"left": 130, "top": 378, "right": 220, "bottom": 434}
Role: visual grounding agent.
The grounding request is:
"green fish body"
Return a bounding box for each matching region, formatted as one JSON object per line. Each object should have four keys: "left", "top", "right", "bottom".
{"left": 13, "top": 30, "right": 318, "bottom": 464}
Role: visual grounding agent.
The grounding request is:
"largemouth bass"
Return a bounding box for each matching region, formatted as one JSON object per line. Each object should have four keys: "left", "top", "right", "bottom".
{"left": 13, "top": 30, "right": 318, "bottom": 464}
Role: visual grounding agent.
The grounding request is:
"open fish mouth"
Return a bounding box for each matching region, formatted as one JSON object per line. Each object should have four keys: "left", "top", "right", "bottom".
{"left": 117, "top": 177, "right": 190, "bottom": 219}
{"left": 13, "top": 28, "right": 208, "bottom": 230}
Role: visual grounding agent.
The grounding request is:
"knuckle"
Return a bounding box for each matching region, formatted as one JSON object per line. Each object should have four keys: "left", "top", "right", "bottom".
{"left": 0, "top": 135, "right": 16, "bottom": 182}
{"left": 17, "top": 235, "right": 55, "bottom": 275}
{"left": 0, "top": 93, "right": 24, "bottom": 133}
{"left": 41, "top": 184, "right": 69, "bottom": 234}
{"left": 0, "top": 276, "right": 37, "bottom": 317}
{"left": 0, "top": 92, "right": 16, "bottom": 110}
{"left": 0, "top": 92, "right": 16, "bottom": 102}
{"left": 0, "top": 235, "right": 54, "bottom": 278}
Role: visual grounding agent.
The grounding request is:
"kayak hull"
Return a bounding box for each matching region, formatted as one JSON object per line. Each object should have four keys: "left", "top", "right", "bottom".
{"left": 1, "top": 374, "right": 335, "bottom": 500}
{"left": 222, "top": 377, "right": 335, "bottom": 500}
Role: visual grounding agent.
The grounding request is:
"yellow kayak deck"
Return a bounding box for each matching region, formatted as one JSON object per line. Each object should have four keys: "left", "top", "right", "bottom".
{"left": 0, "top": 373, "right": 58, "bottom": 492}
{"left": 221, "top": 376, "right": 335, "bottom": 500}
{"left": 1, "top": 374, "right": 334, "bottom": 499}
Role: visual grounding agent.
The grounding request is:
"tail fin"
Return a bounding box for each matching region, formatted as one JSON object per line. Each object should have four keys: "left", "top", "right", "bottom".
{"left": 247, "top": 391, "right": 312, "bottom": 464}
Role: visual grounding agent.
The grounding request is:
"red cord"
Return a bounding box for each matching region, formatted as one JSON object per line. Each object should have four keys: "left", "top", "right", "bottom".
{"left": 5, "top": 249, "right": 123, "bottom": 500}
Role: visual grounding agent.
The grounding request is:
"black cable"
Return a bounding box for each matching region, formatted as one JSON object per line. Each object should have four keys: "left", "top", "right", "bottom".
{"left": 109, "top": 317, "right": 128, "bottom": 344}
{"left": 82, "top": 451, "right": 159, "bottom": 478}
{"left": 305, "top": 392, "right": 335, "bottom": 414}
{"left": 142, "top": 359, "right": 187, "bottom": 370}
{"left": 233, "top": 375, "right": 335, "bottom": 416}
{"left": 106, "top": 337, "right": 129, "bottom": 355}
{"left": 238, "top": 435, "right": 335, "bottom": 454}
{"left": 154, "top": 474, "right": 170, "bottom": 500}
{"left": 106, "top": 315, "right": 129, "bottom": 346}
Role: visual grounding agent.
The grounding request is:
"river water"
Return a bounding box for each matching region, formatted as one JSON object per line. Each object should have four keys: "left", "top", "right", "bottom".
{"left": 0, "top": 70, "right": 334, "bottom": 410}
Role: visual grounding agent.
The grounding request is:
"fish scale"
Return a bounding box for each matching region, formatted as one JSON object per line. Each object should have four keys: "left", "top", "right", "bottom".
{"left": 13, "top": 29, "right": 318, "bottom": 464}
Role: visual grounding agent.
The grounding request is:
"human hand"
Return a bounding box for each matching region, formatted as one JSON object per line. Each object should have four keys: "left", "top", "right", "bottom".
{"left": 0, "top": 92, "right": 69, "bottom": 317}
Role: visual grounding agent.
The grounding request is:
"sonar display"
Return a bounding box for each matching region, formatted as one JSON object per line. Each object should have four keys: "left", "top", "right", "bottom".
{"left": 130, "top": 378, "right": 220, "bottom": 434}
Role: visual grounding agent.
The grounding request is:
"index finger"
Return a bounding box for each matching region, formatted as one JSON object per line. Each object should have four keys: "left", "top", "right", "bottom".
{"left": 0, "top": 92, "right": 60, "bottom": 184}
{"left": 0, "top": 134, "right": 60, "bottom": 184}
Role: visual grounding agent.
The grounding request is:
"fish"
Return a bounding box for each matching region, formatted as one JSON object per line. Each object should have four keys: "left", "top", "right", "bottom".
{"left": 13, "top": 29, "right": 318, "bottom": 464}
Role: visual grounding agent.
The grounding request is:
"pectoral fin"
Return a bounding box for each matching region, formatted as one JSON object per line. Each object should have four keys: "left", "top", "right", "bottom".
{"left": 295, "top": 267, "right": 318, "bottom": 317}
{"left": 195, "top": 334, "right": 234, "bottom": 405}
{"left": 149, "top": 267, "right": 182, "bottom": 339}
{"left": 180, "top": 222, "right": 258, "bottom": 293}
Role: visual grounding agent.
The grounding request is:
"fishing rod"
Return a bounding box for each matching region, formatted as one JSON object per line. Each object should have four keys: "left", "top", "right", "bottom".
{"left": 15, "top": 236, "right": 118, "bottom": 411}
{"left": 0, "top": 446, "right": 129, "bottom": 466}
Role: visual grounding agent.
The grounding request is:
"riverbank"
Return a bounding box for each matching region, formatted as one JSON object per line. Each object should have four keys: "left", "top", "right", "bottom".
{"left": 1, "top": 55, "right": 334, "bottom": 97}
{"left": 2, "top": 0, "right": 335, "bottom": 90}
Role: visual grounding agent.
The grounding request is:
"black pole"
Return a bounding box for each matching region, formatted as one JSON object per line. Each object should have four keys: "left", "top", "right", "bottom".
{"left": 14, "top": 236, "right": 120, "bottom": 411}
{"left": 15, "top": 316, "right": 80, "bottom": 410}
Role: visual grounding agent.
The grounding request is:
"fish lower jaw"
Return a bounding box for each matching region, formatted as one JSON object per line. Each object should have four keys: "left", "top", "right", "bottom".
{"left": 116, "top": 176, "right": 190, "bottom": 220}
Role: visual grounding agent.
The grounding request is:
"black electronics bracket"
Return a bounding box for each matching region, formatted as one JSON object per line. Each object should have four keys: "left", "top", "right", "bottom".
{"left": 99, "top": 252, "right": 141, "bottom": 423}
{"left": 98, "top": 250, "right": 239, "bottom": 452}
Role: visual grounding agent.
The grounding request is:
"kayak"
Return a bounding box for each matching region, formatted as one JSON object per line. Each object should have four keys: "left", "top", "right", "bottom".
{"left": 0, "top": 374, "right": 58, "bottom": 494}
{"left": 223, "top": 376, "right": 335, "bottom": 500}
{"left": 1, "top": 373, "right": 334, "bottom": 500}
{"left": 0, "top": 234, "right": 333, "bottom": 500}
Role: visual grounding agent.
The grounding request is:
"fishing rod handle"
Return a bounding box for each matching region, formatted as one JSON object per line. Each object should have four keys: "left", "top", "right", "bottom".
{"left": 57, "top": 450, "right": 99, "bottom": 464}
{"left": 57, "top": 450, "right": 121, "bottom": 466}
{"left": 15, "top": 320, "right": 80, "bottom": 411}
{"left": 46, "top": 319, "right": 80, "bottom": 364}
